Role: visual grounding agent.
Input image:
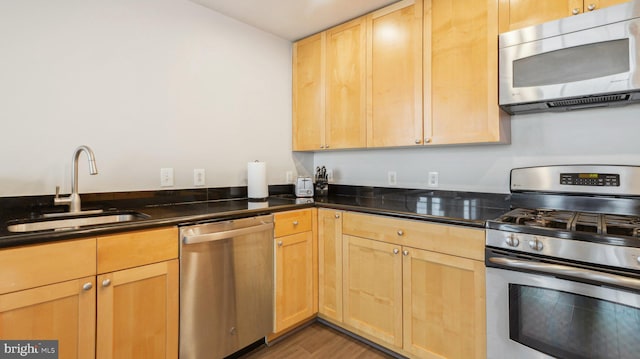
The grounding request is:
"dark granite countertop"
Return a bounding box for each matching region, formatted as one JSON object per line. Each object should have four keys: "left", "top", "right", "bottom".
{"left": 0, "top": 185, "right": 511, "bottom": 248}
{"left": 315, "top": 185, "right": 511, "bottom": 227}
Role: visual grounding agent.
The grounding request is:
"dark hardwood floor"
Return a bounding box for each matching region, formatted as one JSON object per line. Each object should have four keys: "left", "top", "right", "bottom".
{"left": 240, "top": 322, "right": 397, "bottom": 359}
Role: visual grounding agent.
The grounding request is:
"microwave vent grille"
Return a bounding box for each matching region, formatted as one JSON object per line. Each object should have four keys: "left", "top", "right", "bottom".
{"left": 548, "top": 94, "right": 630, "bottom": 108}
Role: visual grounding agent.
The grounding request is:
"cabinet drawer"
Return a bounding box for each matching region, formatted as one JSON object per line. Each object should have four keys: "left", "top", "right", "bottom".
{"left": 343, "top": 212, "right": 485, "bottom": 260}
{"left": 97, "top": 227, "right": 178, "bottom": 274}
{"left": 274, "top": 209, "right": 313, "bottom": 237}
{"left": 0, "top": 238, "right": 96, "bottom": 295}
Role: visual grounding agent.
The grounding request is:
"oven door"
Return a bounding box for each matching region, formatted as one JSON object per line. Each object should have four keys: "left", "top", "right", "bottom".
{"left": 486, "top": 250, "right": 640, "bottom": 359}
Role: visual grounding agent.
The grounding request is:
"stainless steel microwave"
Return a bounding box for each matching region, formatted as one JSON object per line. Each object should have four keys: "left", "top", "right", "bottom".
{"left": 499, "top": 0, "right": 640, "bottom": 115}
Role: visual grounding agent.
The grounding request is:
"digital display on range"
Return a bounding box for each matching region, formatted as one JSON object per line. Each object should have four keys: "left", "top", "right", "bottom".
{"left": 560, "top": 173, "right": 620, "bottom": 186}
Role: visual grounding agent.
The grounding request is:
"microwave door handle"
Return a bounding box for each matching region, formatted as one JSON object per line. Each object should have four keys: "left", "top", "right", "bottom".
{"left": 489, "top": 257, "right": 640, "bottom": 291}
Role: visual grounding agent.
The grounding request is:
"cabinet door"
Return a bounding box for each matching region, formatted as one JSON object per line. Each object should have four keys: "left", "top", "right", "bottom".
{"left": 97, "top": 260, "right": 179, "bottom": 359}
{"left": 403, "top": 248, "right": 486, "bottom": 359}
{"left": 274, "top": 231, "right": 316, "bottom": 332}
{"left": 326, "top": 17, "right": 367, "bottom": 149}
{"left": 317, "top": 209, "right": 343, "bottom": 322}
{"left": 367, "top": 0, "right": 423, "bottom": 147}
{"left": 498, "top": 0, "right": 581, "bottom": 32}
{"left": 343, "top": 235, "right": 402, "bottom": 348}
{"left": 498, "top": 0, "right": 629, "bottom": 33}
{"left": 426, "top": 0, "right": 509, "bottom": 145}
{"left": 0, "top": 277, "right": 96, "bottom": 359}
{"left": 293, "top": 33, "right": 325, "bottom": 151}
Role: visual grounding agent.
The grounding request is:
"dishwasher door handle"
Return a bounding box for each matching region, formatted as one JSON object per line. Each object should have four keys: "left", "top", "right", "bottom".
{"left": 183, "top": 222, "right": 274, "bottom": 244}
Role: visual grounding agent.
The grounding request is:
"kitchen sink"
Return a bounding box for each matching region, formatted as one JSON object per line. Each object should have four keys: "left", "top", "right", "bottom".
{"left": 7, "top": 211, "right": 150, "bottom": 233}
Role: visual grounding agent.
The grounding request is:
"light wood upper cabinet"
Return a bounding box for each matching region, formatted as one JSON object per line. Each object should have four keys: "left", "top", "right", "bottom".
{"left": 403, "top": 248, "right": 486, "bottom": 359}
{"left": 367, "top": 0, "right": 423, "bottom": 147}
{"left": 293, "top": 19, "right": 367, "bottom": 151}
{"left": 292, "top": 33, "right": 325, "bottom": 151}
{"left": 272, "top": 209, "right": 318, "bottom": 336}
{"left": 325, "top": 18, "right": 368, "bottom": 150}
{"left": 499, "top": 0, "right": 630, "bottom": 33}
{"left": 342, "top": 235, "right": 403, "bottom": 348}
{"left": 425, "top": 0, "right": 509, "bottom": 145}
{"left": 97, "top": 260, "right": 179, "bottom": 359}
{"left": 317, "top": 209, "right": 343, "bottom": 322}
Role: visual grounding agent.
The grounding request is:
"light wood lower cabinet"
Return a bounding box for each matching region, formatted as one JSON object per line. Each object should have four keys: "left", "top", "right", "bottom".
{"left": 336, "top": 211, "right": 486, "bottom": 359}
{"left": 402, "top": 248, "right": 486, "bottom": 359}
{"left": 0, "top": 227, "right": 179, "bottom": 359}
{"left": 97, "top": 260, "right": 178, "bottom": 359}
{"left": 272, "top": 209, "right": 318, "bottom": 337}
{"left": 343, "top": 235, "right": 403, "bottom": 348}
{"left": 0, "top": 277, "right": 96, "bottom": 359}
{"left": 317, "top": 209, "right": 343, "bottom": 322}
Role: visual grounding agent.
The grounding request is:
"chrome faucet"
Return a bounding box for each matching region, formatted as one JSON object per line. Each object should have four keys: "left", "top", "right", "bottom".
{"left": 54, "top": 145, "right": 98, "bottom": 213}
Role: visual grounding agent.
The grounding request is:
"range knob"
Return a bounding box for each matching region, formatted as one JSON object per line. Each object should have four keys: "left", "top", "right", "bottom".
{"left": 528, "top": 238, "right": 544, "bottom": 251}
{"left": 505, "top": 234, "right": 520, "bottom": 247}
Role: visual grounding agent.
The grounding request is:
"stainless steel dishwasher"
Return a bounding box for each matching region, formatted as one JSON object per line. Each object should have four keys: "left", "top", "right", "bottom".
{"left": 179, "top": 214, "right": 274, "bottom": 359}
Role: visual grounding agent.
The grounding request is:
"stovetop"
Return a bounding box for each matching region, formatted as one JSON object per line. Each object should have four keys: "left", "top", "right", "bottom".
{"left": 495, "top": 208, "right": 640, "bottom": 238}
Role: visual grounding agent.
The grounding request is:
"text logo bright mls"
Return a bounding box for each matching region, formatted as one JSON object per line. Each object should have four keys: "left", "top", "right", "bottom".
{"left": 0, "top": 341, "right": 58, "bottom": 359}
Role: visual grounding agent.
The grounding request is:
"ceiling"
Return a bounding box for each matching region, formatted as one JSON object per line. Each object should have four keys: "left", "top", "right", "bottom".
{"left": 190, "top": 0, "right": 401, "bottom": 41}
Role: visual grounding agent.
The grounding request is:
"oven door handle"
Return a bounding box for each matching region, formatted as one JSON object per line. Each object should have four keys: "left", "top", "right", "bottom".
{"left": 489, "top": 257, "right": 640, "bottom": 291}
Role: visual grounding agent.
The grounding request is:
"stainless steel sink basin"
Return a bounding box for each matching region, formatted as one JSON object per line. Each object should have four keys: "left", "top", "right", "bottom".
{"left": 7, "top": 211, "right": 150, "bottom": 233}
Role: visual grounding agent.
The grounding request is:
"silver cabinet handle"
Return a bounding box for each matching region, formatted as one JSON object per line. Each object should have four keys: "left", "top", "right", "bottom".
{"left": 277, "top": 241, "right": 283, "bottom": 247}
{"left": 293, "top": 221, "right": 299, "bottom": 226}
{"left": 397, "top": 230, "right": 404, "bottom": 236}
{"left": 325, "top": 145, "right": 330, "bottom": 149}
{"left": 102, "top": 279, "right": 111, "bottom": 287}
{"left": 393, "top": 248, "right": 399, "bottom": 254}
{"left": 415, "top": 139, "right": 421, "bottom": 144}
{"left": 82, "top": 282, "right": 93, "bottom": 291}
{"left": 587, "top": 3, "right": 596, "bottom": 11}
{"left": 424, "top": 138, "right": 432, "bottom": 143}
{"left": 403, "top": 250, "right": 409, "bottom": 256}
{"left": 489, "top": 257, "right": 640, "bottom": 291}
{"left": 334, "top": 213, "right": 340, "bottom": 219}
{"left": 572, "top": 8, "right": 580, "bottom": 15}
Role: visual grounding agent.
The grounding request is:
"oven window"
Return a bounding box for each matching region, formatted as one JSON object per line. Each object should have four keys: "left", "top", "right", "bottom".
{"left": 509, "top": 285, "right": 640, "bottom": 359}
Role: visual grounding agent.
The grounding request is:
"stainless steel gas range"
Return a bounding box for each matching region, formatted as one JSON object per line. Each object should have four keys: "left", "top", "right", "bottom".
{"left": 485, "top": 165, "right": 640, "bottom": 359}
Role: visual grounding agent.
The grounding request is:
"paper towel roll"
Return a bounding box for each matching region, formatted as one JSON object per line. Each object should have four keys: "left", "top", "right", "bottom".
{"left": 247, "top": 161, "right": 268, "bottom": 200}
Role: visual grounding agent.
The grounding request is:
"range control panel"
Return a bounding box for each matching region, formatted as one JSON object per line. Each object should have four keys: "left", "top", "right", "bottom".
{"left": 560, "top": 173, "right": 620, "bottom": 187}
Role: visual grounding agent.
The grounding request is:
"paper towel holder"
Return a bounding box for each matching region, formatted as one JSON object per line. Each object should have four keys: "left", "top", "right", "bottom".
{"left": 248, "top": 160, "right": 269, "bottom": 201}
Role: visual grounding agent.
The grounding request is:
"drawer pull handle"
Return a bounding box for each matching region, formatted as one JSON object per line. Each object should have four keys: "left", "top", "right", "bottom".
{"left": 393, "top": 248, "right": 399, "bottom": 255}
{"left": 277, "top": 241, "right": 283, "bottom": 247}
{"left": 293, "top": 221, "right": 299, "bottom": 226}
{"left": 397, "top": 230, "right": 404, "bottom": 236}
{"left": 82, "top": 282, "right": 93, "bottom": 291}
{"left": 335, "top": 213, "right": 340, "bottom": 219}
{"left": 102, "top": 279, "right": 111, "bottom": 287}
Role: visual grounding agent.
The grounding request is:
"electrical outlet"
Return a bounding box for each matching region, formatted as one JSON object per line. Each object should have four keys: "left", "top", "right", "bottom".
{"left": 428, "top": 171, "right": 439, "bottom": 187}
{"left": 194, "top": 168, "right": 205, "bottom": 186}
{"left": 286, "top": 171, "right": 293, "bottom": 184}
{"left": 160, "top": 168, "right": 174, "bottom": 187}
{"left": 388, "top": 171, "right": 397, "bottom": 186}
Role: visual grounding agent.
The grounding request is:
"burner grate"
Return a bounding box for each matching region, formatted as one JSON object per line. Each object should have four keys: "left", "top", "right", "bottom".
{"left": 499, "top": 208, "right": 640, "bottom": 238}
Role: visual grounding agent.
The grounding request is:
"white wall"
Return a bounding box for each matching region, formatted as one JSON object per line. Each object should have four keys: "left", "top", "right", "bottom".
{"left": 0, "top": 0, "right": 312, "bottom": 197}
{"left": 314, "top": 106, "right": 640, "bottom": 194}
